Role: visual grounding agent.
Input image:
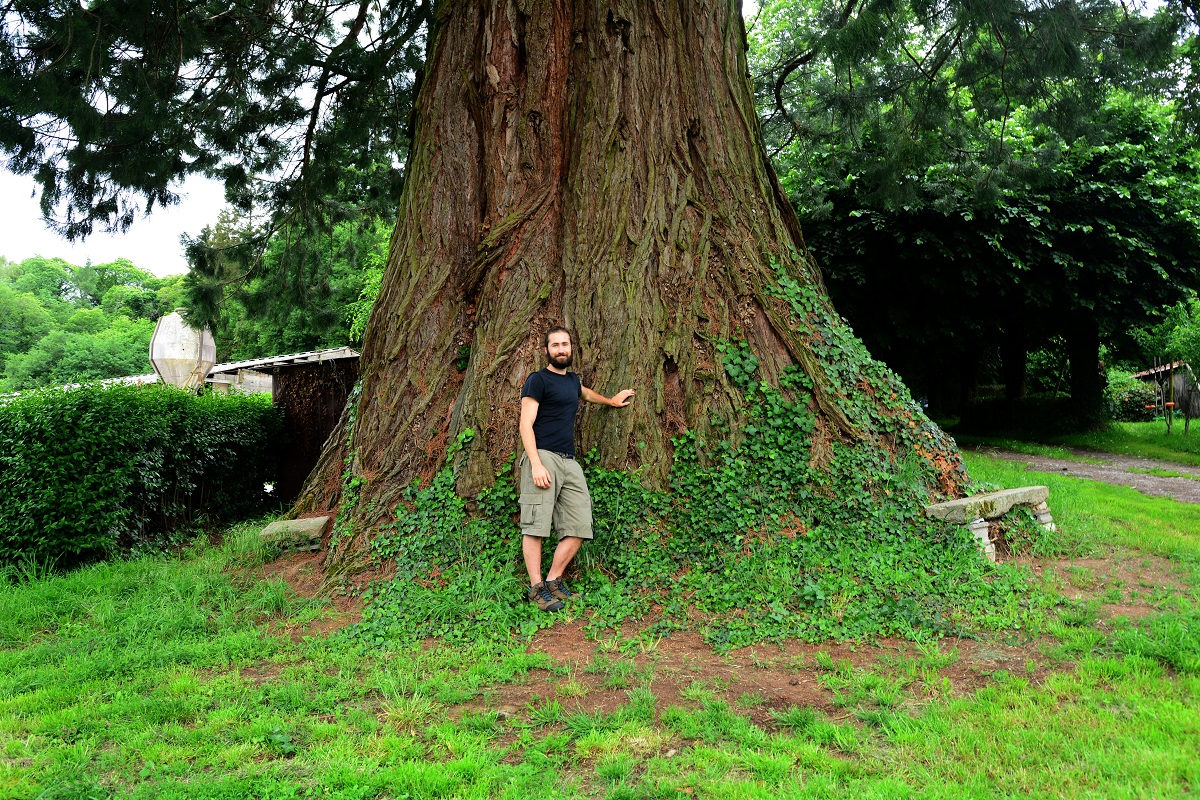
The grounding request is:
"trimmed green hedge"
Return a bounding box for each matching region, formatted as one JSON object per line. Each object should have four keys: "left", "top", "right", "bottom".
{"left": 0, "top": 383, "right": 283, "bottom": 565}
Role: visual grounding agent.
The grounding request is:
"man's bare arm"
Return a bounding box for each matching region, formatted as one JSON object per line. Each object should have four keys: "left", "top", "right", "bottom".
{"left": 519, "top": 396, "right": 552, "bottom": 488}
{"left": 582, "top": 386, "right": 635, "bottom": 407}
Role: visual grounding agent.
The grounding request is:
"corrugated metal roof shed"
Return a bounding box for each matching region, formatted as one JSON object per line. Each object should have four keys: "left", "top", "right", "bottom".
{"left": 96, "top": 347, "right": 360, "bottom": 387}
{"left": 207, "top": 346, "right": 360, "bottom": 375}
{"left": 1131, "top": 361, "right": 1187, "bottom": 380}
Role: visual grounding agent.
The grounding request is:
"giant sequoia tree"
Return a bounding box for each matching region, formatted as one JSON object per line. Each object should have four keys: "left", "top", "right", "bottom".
{"left": 291, "top": 0, "right": 966, "bottom": 575}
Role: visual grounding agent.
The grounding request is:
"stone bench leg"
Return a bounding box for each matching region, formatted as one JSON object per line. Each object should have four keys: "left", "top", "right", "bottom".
{"left": 968, "top": 518, "right": 996, "bottom": 562}
{"left": 1032, "top": 501, "right": 1055, "bottom": 532}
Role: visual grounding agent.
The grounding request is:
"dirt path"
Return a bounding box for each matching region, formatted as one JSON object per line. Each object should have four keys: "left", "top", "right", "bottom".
{"left": 967, "top": 445, "right": 1200, "bottom": 504}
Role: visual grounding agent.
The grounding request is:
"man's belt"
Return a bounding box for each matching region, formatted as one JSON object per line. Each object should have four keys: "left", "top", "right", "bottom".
{"left": 549, "top": 451, "right": 574, "bottom": 460}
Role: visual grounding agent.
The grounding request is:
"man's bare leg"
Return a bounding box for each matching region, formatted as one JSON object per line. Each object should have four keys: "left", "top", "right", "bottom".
{"left": 546, "top": 536, "right": 584, "bottom": 582}
{"left": 522, "top": 534, "right": 545, "bottom": 586}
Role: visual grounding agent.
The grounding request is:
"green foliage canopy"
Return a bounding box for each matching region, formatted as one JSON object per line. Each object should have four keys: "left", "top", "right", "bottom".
{"left": 184, "top": 210, "right": 389, "bottom": 361}
{"left": 1130, "top": 292, "right": 1200, "bottom": 369}
{"left": 0, "top": 283, "right": 52, "bottom": 355}
{"left": 749, "top": 0, "right": 1182, "bottom": 215}
{"left": 3, "top": 319, "right": 156, "bottom": 388}
{"left": 807, "top": 94, "right": 1200, "bottom": 416}
{"left": 0, "top": 256, "right": 184, "bottom": 391}
{"left": 0, "top": 0, "right": 426, "bottom": 239}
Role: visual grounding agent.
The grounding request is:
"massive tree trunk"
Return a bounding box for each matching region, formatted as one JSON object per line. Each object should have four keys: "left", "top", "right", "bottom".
{"left": 296, "top": 0, "right": 964, "bottom": 573}
{"left": 1065, "top": 310, "right": 1106, "bottom": 427}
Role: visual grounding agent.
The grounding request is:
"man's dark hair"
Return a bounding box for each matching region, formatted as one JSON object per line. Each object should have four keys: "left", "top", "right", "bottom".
{"left": 544, "top": 325, "right": 571, "bottom": 349}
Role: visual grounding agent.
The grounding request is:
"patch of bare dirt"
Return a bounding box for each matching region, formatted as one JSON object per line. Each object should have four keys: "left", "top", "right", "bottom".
{"left": 238, "top": 663, "right": 284, "bottom": 685}
{"left": 970, "top": 446, "right": 1200, "bottom": 504}
{"left": 433, "top": 552, "right": 1196, "bottom": 734}
{"left": 450, "top": 619, "right": 1054, "bottom": 735}
{"left": 1015, "top": 553, "right": 1191, "bottom": 623}
{"left": 257, "top": 550, "right": 365, "bottom": 641}
{"left": 260, "top": 551, "right": 327, "bottom": 597}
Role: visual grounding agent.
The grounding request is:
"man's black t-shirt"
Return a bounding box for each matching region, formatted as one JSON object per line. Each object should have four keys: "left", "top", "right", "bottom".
{"left": 522, "top": 368, "right": 582, "bottom": 456}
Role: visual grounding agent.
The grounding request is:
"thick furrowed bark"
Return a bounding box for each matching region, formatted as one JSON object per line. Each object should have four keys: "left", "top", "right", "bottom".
{"left": 297, "top": 0, "right": 962, "bottom": 573}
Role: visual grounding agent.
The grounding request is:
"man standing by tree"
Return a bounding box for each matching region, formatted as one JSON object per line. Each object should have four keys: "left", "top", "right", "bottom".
{"left": 520, "top": 326, "right": 635, "bottom": 612}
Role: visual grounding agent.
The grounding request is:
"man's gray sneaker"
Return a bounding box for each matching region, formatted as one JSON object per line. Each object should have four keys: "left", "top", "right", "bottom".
{"left": 545, "top": 577, "right": 575, "bottom": 602}
{"left": 527, "top": 582, "right": 564, "bottom": 612}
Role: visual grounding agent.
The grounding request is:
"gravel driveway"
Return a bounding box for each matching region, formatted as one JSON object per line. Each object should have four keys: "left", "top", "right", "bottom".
{"left": 967, "top": 446, "right": 1200, "bottom": 505}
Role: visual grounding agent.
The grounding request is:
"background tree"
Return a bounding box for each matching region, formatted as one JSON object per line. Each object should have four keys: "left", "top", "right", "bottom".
{"left": 0, "top": 282, "right": 53, "bottom": 363}
{"left": 804, "top": 95, "right": 1200, "bottom": 422}
{"left": 748, "top": 0, "right": 1200, "bottom": 425}
{"left": 1129, "top": 292, "right": 1200, "bottom": 372}
{"left": 184, "top": 207, "right": 391, "bottom": 361}
{"left": 70, "top": 258, "right": 155, "bottom": 307}
{"left": 749, "top": 0, "right": 1179, "bottom": 204}
{"left": 0, "top": 256, "right": 182, "bottom": 390}
{"left": 2, "top": 319, "right": 155, "bottom": 388}
{"left": 3, "top": 256, "right": 76, "bottom": 312}
{"left": 1, "top": 0, "right": 426, "bottom": 319}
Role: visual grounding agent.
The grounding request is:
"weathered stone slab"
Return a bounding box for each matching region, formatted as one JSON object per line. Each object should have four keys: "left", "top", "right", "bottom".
{"left": 923, "top": 486, "right": 1050, "bottom": 525}
{"left": 260, "top": 516, "right": 330, "bottom": 552}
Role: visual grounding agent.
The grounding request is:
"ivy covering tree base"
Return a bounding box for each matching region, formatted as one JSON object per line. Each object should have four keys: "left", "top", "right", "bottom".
{"left": 345, "top": 269, "right": 1036, "bottom": 650}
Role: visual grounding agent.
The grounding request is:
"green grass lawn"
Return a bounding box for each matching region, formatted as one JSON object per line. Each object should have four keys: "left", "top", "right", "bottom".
{"left": 2, "top": 463, "right": 1199, "bottom": 799}
{"left": 956, "top": 420, "right": 1200, "bottom": 467}
{"left": 1059, "top": 421, "right": 1200, "bottom": 465}
{"left": 963, "top": 452, "right": 1200, "bottom": 564}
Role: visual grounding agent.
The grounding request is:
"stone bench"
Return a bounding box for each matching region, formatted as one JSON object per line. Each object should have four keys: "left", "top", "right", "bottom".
{"left": 260, "top": 515, "right": 330, "bottom": 553}
{"left": 924, "top": 486, "right": 1054, "bottom": 561}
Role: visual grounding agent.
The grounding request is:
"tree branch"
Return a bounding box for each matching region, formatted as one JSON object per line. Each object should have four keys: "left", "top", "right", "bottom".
{"left": 772, "top": 0, "right": 860, "bottom": 135}
{"left": 302, "top": 0, "right": 374, "bottom": 178}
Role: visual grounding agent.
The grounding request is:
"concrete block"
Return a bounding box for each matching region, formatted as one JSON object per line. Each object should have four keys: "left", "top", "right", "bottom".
{"left": 967, "top": 518, "right": 995, "bottom": 562}
{"left": 260, "top": 516, "right": 330, "bottom": 553}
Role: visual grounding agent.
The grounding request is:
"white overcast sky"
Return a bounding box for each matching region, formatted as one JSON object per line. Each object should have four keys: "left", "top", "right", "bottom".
{"left": 0, "top": 170, "right": 226, "bottom": 278}
{"left": 1, "top": 1, "right": 761, "bottom": 279}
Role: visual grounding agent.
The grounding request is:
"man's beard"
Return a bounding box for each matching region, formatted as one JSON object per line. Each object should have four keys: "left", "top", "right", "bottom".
{"left": 548, "top": 352, "right": 573, "bottom": 368}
